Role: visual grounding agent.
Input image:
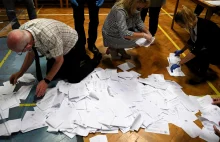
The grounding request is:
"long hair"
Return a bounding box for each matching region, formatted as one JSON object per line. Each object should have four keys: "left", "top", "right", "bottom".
{"left": 174, "top": 6, "right": 197, "bottom": 29}
{"left": 115, "top": 0, "right": 150, "bottom": 16}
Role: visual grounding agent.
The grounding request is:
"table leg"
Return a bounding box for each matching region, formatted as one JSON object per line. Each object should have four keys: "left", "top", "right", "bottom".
{"left": 171, "top": 0, "right": 180, "bottom": 29}
{"left": 205, "top": 8, "right": 213, "bottom": 20}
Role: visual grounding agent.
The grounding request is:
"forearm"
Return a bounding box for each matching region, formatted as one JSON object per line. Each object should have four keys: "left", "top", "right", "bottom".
{"left": 19, "top": 51, "right": 35, "bottom": 74}
{"left": 180, "top": 52, "right": 195, "bottom": 65}
{"left": 124, "top": 32, "right": 147, "bottom": 40}
{"left": 181, "top": 45, "right": 189, "bottom": 52}
{"left": 45, "top": 56, "right": 64, "bottom": 81}
{"left": 141, "top": 27, "right": 151, "bottom": 35}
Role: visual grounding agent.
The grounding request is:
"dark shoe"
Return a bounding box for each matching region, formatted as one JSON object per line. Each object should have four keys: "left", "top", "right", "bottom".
{"left": 117, "top": 49, "right": 131, "bottom": 59}
{"left": 91, "top": 52, "right": 102, "bottom": 67}
{"left": 106, "top": 47, "right": 121, "bottom": 60}
{"left": 88, "top": 44, "right": 100, "bottom": 55}
{"left": 188, "top": 77, "right": 206, "bottom": 85}
{"left": 206, "top": 68, "right": 218, "bottom": 81}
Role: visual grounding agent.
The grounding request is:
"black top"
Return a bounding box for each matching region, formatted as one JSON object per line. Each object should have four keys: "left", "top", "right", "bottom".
{"left": 189, "top": 18, "right": 220, "bottom": 62}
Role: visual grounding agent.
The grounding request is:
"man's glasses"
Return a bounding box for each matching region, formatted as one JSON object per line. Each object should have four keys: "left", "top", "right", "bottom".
{"left": 17, "top": 44, "right": 28, "bottom": 55}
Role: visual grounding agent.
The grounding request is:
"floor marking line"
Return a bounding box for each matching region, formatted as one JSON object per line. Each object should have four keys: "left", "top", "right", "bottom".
{"left": 0, "top": 50, "right": 11, "bottom": 68}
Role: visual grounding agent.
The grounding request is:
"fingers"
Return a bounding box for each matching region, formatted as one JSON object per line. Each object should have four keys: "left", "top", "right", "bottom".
{"left": 36, "top": 86, "right": 45, "bottom": 97}
{"left": 36, "top": 82, "right": 47, "bottom": 98}
{"left": 13, "top": 78, "right": 18, "bottom": 85}
{"left": 213, "top": 125, "right": 220, "bottom": 137}
{"left": 9, "top": 76, "right": 14, "bottom": 84}
{"left": 212, "top": 100, "right": 220, "bottom": 105}
{"left": 9, "top": 75, "right": 17, "bottom": 85}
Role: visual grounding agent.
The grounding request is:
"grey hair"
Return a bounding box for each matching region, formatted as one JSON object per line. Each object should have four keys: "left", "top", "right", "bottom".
{"left": 7, "top": 30, "right": 30, "bottom": 50}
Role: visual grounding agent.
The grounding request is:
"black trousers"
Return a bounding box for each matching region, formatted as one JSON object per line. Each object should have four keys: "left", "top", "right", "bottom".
{"left": 2, "top": 0, "right": 37, "bottom": 29}
{"left": 46, "top": 42, "right": 98, "bottom": 83}
{"left": 71, "top": 0, "right": 99, "bottom": 47}
{"left": 141, "top": 7, "right": 161, "bottom": 36}
{"left": 186, "top": 40, "right": 220, "bottom": 77}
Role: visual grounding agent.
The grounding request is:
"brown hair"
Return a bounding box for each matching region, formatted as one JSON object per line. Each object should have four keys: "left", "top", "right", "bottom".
{"left": 115, "top": 0, "right": 150, "bottom": 16}
{"left": 174, "top": 6, "right": 197, "bottom": 29}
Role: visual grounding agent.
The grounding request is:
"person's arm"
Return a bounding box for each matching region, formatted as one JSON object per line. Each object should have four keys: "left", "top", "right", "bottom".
{"left": 124, "top": 32, "right": 150, "bottom": 40}
{"left": 45, "top": 55, "right": 64, "bottom": 81}
{"left": 36, "top": 55, "right": 63, "bottom": 97}
{"left": 181, "top": 44, "right": 188, "bottom": 52}
{"left": 115, "top": 10, "right": 151, "bottom": 40}
{"left": 10, "top": 51, "right": 35, "bottom": 85}
{"left": 19, "top": 51, "right": 35, "bottom": 74}
{"left": 180, "top": 52, "right": 195, "bottom": 65}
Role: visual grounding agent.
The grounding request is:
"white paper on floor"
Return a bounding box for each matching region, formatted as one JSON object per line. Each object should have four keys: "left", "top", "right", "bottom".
{"left": 117, "top": 62, "right": 136, "bottom": 71}
{"left": 1, "top": 70, "right": 220, "bottom": 141}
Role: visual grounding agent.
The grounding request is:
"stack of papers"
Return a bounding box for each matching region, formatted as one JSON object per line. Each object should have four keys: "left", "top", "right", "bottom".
{"left": 135, "top": 37, "right": 155, "bottom": 47}
{"left": 0, "top": 70, "right": 219, "bottom": 142}
{"left": 0, "top": 74, "right": 35, "bottom": 120}
{"left": 167, "top": 53, "right": 185, "bottom": 76}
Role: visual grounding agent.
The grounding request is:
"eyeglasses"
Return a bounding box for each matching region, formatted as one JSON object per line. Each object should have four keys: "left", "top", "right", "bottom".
{"left": 17, "top": 44, "right": 28, "bottom": 55}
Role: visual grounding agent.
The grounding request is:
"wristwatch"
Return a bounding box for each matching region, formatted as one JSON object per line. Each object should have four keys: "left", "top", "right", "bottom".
{"left": 44, "top": 78, "right": 51, "bottom": 84}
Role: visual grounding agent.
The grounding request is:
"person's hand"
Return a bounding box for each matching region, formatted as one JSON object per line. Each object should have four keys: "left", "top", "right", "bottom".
{"left": 36, "top": 80, "right": 48, "bottom": 98}
{"left": 213, "top": 122, "right": 220, "bottom": 137}
{"left": 174, "top": 50, "right": 183, "bottom": 56}
{"left": 96, "top": 0, "right": 104, "bottom": 6}
{"left": 212, "top": 98, "right": 220, "bottom": 106}
{"left": 10, "top": 72, "right": 23, "bottom": 85}
{"left": 70, "top": 0, "right": 78, "bottom": 6}
{"left": 143, "top": 33, "right": 152, "bottom": 42}
{"left": 170, "top": 64, "right": 180, "bottom": 73}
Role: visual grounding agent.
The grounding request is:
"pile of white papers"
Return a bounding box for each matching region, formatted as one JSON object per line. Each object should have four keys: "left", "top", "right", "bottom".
{"left": 135, "top": 37, "right": 155, "bottom": 47}
{"left": 0, "top": 74, "right": 35, "bottom": 120}
{"left": 0, "top": 69, "right": 220, "bottom": 142}
{"left": 167, "top": 53, "right": 185, "bottom": 76}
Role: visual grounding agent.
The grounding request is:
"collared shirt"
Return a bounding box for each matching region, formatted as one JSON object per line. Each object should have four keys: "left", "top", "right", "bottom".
{"left": 190, "top": 24, "right": 197, "bottom": 43}
{"left": 20, "top": 18, "right": 78, "bottom": 59}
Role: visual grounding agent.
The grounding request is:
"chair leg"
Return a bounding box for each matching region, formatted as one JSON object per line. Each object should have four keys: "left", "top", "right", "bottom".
{"left": 34, "top": 0, "right": 38, "bottom": 8}
{"left": 60, "top": 0, "right": 63, "bottom": 8}
{"left": 66, "top": 0, "right": 68, "bottom": 8}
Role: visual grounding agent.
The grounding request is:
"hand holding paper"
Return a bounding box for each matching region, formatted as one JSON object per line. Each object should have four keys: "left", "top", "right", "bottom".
{"left": 174, "top": 50, "right": 183, "bottom": 56}
{"left": 212, "top": 98, "right": 220, "bottom": 106}
{"left": 214, "top": 125, "right": 220, "bottom": 137}
{"left": 170, "top": 64, "right": 180, "bottom": 73}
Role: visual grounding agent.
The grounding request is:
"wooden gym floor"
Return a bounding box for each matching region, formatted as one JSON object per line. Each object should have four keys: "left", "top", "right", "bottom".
{"left": 0, "top": 0, "right": 220, "bottom": 141}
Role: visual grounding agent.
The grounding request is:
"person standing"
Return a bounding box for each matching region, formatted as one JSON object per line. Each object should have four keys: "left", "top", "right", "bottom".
{"left": 140, "top": 0, "right": 166, "bottom": 37}
{"left": 70, "top": 0, "right": 104, "bottom": 56}
{"left": 2, "top": 0, "right": 37, "bottom": 29}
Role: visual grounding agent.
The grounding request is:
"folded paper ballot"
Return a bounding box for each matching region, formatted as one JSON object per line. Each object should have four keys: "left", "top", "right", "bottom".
{"left": 167, "top": 53, "right": 185, "bottom": 76}
{"left": 1, "top": 71, "right": 220, "bottom": 141}
{"left": 117, "top": 62, "right": 135, "bottom": 71}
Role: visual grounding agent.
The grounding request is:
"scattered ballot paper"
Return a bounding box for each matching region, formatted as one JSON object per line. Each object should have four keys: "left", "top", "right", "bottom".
{"left": 135, "top": 37, "right": 155, "bottom": 47}
{"left": 167, "top": 53, "right": 185, "bottom": 76}
{"left": 90, "top": 135, "right": 108, "bottom": 142}
{"left": 117, "top": 62, "right": 135, "bottom": 71}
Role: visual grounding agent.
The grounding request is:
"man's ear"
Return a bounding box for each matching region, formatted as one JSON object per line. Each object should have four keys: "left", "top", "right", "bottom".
{"left": 26, "top": 43, "right": 33, "bottom": 50}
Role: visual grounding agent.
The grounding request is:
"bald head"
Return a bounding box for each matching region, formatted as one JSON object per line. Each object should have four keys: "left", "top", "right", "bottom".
{"left": 7, "top": 29, "right": 31, "bottom": 52}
